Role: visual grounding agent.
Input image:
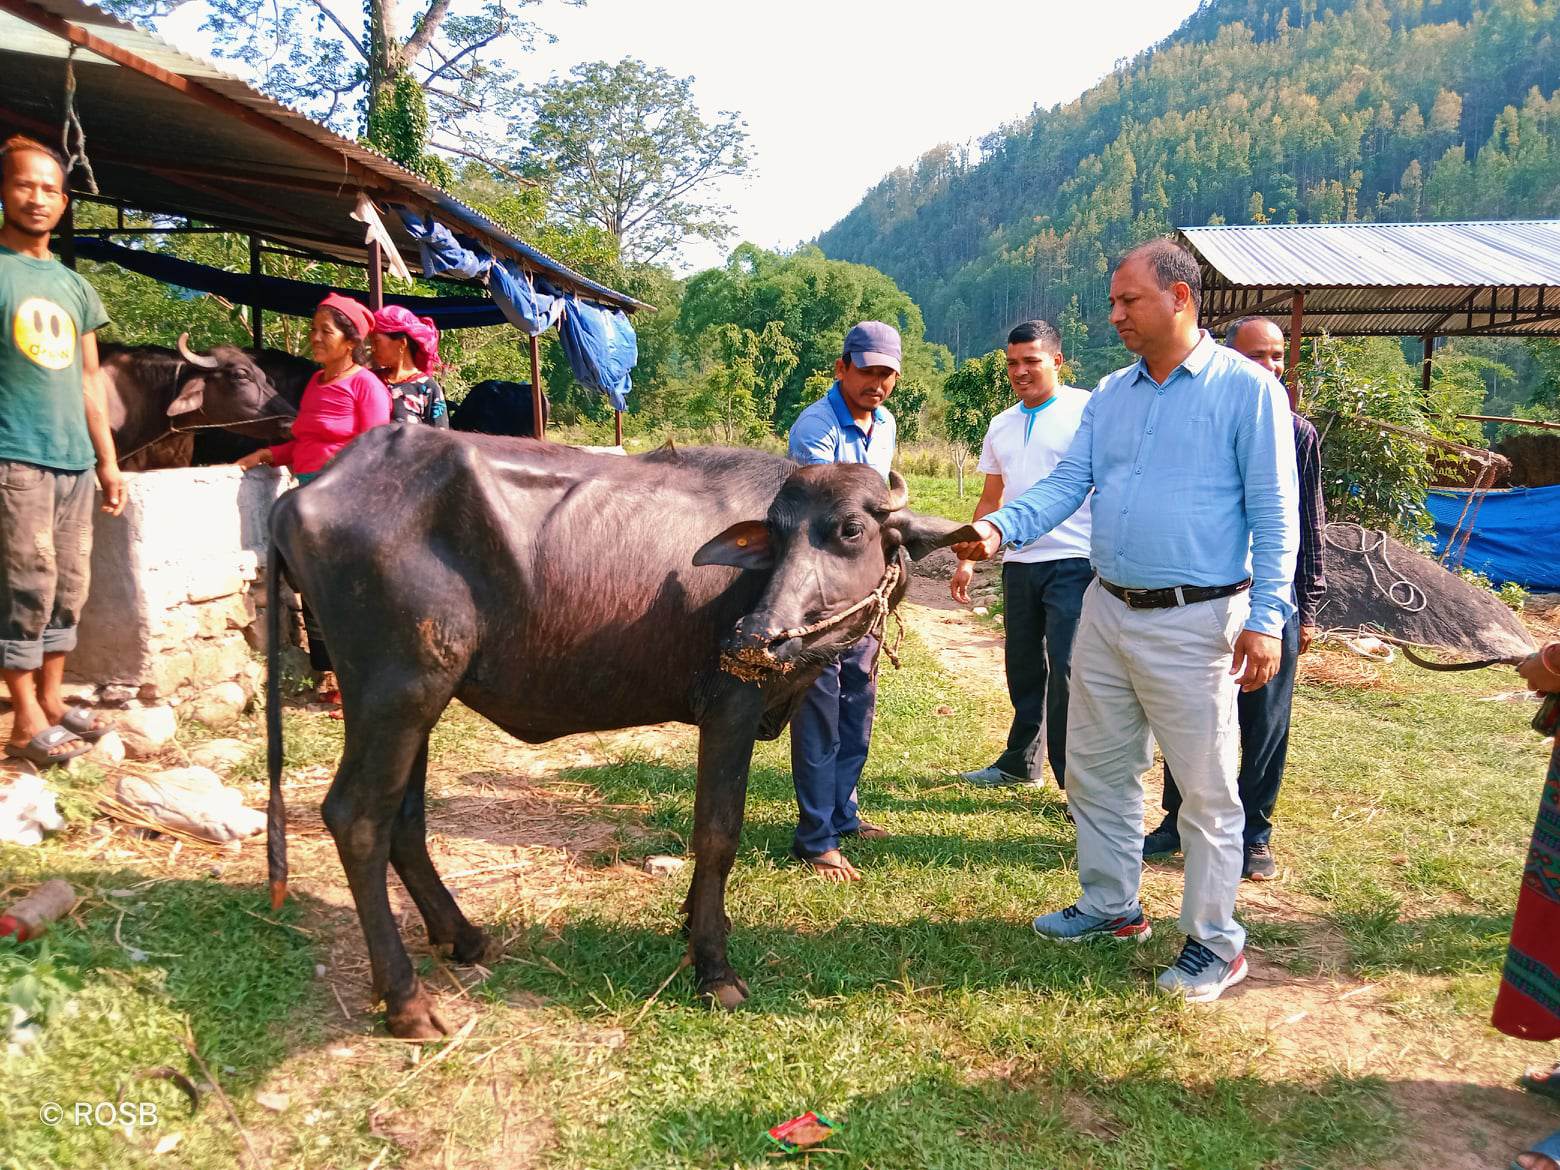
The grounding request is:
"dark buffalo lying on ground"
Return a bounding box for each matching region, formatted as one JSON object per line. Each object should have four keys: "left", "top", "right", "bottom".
{"left": 265, "top": 430, "right": 975, "bottom": 1038}
{"left": 101, "top": 335, "right": 312, "bottom": 471}
{"left": 449, "top": 379, "right": 549, "bottom": 437}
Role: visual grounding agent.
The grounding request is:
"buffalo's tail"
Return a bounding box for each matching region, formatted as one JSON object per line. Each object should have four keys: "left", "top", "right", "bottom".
{"left": 266, "top": 539, "right": 288, "bottom": 911}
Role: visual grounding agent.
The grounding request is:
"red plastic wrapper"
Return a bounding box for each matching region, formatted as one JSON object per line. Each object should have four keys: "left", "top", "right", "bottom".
{"left": 766, "top": 1111, "right": 834, "bottom": 1152}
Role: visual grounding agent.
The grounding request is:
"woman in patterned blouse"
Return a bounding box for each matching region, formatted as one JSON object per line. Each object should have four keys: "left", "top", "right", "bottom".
{"left": 369, "top": 304, "right": 449, "bottom": 428}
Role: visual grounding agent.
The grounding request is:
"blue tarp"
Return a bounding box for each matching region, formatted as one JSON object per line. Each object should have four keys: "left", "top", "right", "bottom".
{"left": 73, "top": 237, "right": 506, "bottom": 328}
{"left": 1427, "top": 485, "right": 1560, "bottom": 591}
{"left": 557, "top": 294, "right": 636, "bottom": 411}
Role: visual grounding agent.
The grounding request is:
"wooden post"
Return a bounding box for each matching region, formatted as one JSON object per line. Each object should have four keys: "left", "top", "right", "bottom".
{"left": 366, "top": 239, "right": 384, "bottom": 311}
{"left": 57, "top": 201, "right": 75, "bottom": 269}
{"left": 614, "top": 410, "right": 623, "bottom": 447}
{"left": 1420, "top": 334, "right": 1434, "bottom": 404}
{"left": 1285, "top": 289, "right": 1305, "bottom": 410}
{"left": 528, "top": 333, "right": 545, "bottom": 440}
{"left": 249, "top": 234, "right": 264, "bottom": 349}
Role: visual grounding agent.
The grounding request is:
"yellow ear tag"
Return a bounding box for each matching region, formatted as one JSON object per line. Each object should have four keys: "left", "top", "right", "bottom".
{"left": 736, "top": 537, "right": 749, "bottom": 547}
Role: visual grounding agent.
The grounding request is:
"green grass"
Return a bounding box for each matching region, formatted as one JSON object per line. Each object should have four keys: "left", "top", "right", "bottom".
{"left": 0, "top": 620, "right": 1546, "bottom": 1168}
{"left": 905, "top": 471, "right": 978, "bottom": 523}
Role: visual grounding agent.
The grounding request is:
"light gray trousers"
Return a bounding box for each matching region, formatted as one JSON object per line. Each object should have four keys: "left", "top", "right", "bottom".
{"left": 1066, "top": 580, "right": 1248, "bottom": 960}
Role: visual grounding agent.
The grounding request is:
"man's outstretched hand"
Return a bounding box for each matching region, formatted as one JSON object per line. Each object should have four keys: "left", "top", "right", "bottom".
{"left": 950, "top": 519, "right": 1001, "bottom": 563}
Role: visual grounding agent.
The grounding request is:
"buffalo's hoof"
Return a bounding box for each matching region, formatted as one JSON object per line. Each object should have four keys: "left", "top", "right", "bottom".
{"left": 385, "top": 986, "right": 451, "bottom": 1041}
{"left": 448, "top": 926, "right": 495, "bottom": 966}
{"left": 698, "top": 976, "right": 749, "bottom": 1011}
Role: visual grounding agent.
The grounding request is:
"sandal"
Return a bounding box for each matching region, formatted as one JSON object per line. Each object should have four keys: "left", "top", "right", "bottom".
{"left": 4, "top": 725, "right": 90, "bottom": 766}
{"left": 1522, "top": 1064, "right": 1560, "bottom": 1103}
{"left": 1512, "top": 1130, "right": 1560, "bottom": 1170}
{"left": 59, "top": 705, "right": 111, "bottom": 743}
{"left": 845, "top": 822, "right": 891, "bottom": 840}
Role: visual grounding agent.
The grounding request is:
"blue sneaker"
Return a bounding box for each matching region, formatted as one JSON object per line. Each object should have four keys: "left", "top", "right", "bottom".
{"left": 1032, "top": 903, "right": 1152, "bottom": 943}
{"left": 1155, "top": 938, "right": 1248, "bottom": 1002}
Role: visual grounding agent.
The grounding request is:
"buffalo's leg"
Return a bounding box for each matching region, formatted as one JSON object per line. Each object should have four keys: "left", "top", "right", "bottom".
{"left": 321, "top": 719, "right": 448, "bottom": 1040}
{"left": 685, "top": 702, "right": 761, "bottom": 1009}
{"left": 389, "top": 736, "right": 490, "bottom": 963}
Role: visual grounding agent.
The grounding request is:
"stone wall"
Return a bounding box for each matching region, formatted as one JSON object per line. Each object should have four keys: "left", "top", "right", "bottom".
{"left": 67, "top": 465, "right": 297, "bottom": 723}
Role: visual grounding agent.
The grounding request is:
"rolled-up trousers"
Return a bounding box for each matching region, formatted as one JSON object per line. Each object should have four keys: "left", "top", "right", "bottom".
{"left": 790, "top": 635, "right": 878, "bottom": 856}
{"left": 1067, "top": 580, "right": 1248, "bottom": 961}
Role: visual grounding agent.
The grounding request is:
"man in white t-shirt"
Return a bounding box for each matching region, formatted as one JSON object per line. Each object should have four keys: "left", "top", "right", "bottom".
{"left": 953, "top": 319, "right": 1094, "bottom": 790}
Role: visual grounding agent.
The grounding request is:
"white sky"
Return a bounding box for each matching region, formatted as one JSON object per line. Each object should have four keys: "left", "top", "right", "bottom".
{"left": 166, "top": 0, "right": 1204, "bottom": 271}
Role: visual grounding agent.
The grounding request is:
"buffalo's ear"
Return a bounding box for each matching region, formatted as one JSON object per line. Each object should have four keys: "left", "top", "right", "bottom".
{"left": 166, "top": 377, "right": 206, "bottom": 418}
{"left": 692, "top": 520, "right": 773, "bottom": 570}
{"left": 885, "top": 514, "right": 984, "bottom": 561}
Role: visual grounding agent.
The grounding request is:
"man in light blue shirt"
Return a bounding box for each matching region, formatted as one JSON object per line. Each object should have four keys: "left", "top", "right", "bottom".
{"left": 784, "top": 321, "right": 900, "bottom": 881}
{"left": 953, "top": 241, "right": 1298, "bottom": 1002}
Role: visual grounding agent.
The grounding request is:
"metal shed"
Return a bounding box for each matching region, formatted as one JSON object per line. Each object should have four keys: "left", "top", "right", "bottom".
{"left": 0, "top": 0, "right": 649, "bottom": 438}
{"left": 1175, "top": 220, "right": 1560, "bottom": 406}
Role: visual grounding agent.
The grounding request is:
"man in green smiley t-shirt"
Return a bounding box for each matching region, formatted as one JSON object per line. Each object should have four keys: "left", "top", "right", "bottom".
{"left": 0, "top": 135, "right": 124, "bottom": 766}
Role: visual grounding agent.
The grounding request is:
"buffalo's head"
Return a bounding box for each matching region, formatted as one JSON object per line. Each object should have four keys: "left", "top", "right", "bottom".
{"left": 169, "top": 333, "right": 297, "bottom": 442}
{"left": 693, "top": 464, "right": 979, "bottom": 678}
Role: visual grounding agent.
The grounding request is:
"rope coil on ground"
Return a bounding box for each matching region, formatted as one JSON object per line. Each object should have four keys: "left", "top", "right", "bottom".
{"left": 1322, "top": 522, "right": 1427, "bottom": 614}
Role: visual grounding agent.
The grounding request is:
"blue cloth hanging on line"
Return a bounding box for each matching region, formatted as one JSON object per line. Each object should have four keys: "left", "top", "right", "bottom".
{"left": 557, "top": 293, "right": 636, "bottom": 412}
{"left": 395, "top": 210, "right": 491, "bottom": 282}
{"left": 1426, "top": 485, "right": 1560, "bottom": 591}
{"left": 488, "top": 261, "right": 564, "bottom": 336}
{"left": 396, "top": 211, "right": 561, "bottom": 335}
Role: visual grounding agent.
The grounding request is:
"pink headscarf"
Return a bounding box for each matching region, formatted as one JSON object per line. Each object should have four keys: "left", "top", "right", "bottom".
{"left": 372, "top": 304, "right": 443, "bottom": 374}
{"left": 316, "top": 293, "right": 374, "bottom": 342}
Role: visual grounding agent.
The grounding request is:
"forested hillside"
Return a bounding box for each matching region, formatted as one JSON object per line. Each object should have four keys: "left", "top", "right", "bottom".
{"left": 817, "top": 0, "right": 1559, "bottom": 379}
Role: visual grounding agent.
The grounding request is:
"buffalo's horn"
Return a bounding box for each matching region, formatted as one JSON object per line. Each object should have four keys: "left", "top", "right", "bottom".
{"left": 176, "top": 332, "right": 221, "bottom": 369}
{"left": 884, "top": 470, "right": 909, "bottom": 512}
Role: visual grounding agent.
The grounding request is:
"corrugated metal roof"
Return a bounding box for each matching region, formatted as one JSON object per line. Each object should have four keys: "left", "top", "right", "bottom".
{"left": 1179, "top": 221, "right": 1560, "bottom": 288}
{"left": 1176, "top": 222, "right": 1560, "bottom": 337}
{"left": 0, "top": 0, "right": 649, "bottom": 313}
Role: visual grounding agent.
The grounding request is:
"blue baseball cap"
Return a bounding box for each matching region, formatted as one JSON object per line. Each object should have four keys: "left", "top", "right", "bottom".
{"left": 842, "top": 321, "right": 901, "bottom": 373}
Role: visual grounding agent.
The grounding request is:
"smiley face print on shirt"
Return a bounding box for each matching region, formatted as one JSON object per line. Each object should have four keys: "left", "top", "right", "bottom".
{"left": 13, "top": 296, "right": 77, "bottom": 370}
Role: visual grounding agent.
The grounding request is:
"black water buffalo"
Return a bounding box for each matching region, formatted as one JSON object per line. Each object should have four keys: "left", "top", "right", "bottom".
{"left": 101, "top": 335, "right": 310, "bottom": 471}
{"left": 449, "top": 378, "right": 549, "bottom": 437}
{"left": 265, "top": 428, "right": 974, "bottom": 1038}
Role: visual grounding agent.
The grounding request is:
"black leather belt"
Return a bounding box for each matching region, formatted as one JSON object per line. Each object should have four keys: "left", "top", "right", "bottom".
{"left": 1099, "top": 578, "right": 1251, "bottom": 610}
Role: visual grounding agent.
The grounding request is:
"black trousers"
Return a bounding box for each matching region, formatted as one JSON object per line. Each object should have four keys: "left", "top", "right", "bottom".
{"left": 1162, "top": 615, "right": 1299, "bottom": 847}
{"left": 990, "top": 558, "right": 1094, "bottom": 787}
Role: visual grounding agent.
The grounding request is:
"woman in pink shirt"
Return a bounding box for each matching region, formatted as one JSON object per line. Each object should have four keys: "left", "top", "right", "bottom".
{"left": 237, "top": 294, "right": 390, "bottom": 483}
{"left": 237, "top": 294, "right": 390, "bottom": 711}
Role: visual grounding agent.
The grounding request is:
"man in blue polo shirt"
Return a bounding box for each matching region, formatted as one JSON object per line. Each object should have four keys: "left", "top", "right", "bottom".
{"left": 785, "top": 321, "right": 900, "bottom": 881}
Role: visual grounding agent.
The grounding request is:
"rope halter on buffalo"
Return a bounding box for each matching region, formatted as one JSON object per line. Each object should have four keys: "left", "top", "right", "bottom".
{"left": 720, "top": 552, "right": 908, "bottom": 684}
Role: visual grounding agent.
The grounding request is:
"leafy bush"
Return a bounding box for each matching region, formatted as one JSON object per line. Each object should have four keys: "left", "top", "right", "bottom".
{"left": 1454, "top": 566, "right": 1529, "bottom": 613}
{"left": 1306, "top": 337, "right": 1484, "bottom": 538}
{"left": 1497, "top": 580, "right": 1531, "bottom": 612}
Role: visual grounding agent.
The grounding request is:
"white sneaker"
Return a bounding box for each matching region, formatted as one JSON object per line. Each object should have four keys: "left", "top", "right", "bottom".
{"left": 1155, "top": 939, "right": 1248, "bottom": 1003}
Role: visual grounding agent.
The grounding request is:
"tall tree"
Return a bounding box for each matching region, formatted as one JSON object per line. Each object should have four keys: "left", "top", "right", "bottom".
{"left": 522, "top": 58, "right": 749, "bottom": 264}
{"left": 101, "top": 0, "right": 571, "bottom": 175}
{"left": 679, "top": 244, "right": 950, "bottom": 431}
{"left": 941, "top": 350, "right": 1010, "bottom": 498}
